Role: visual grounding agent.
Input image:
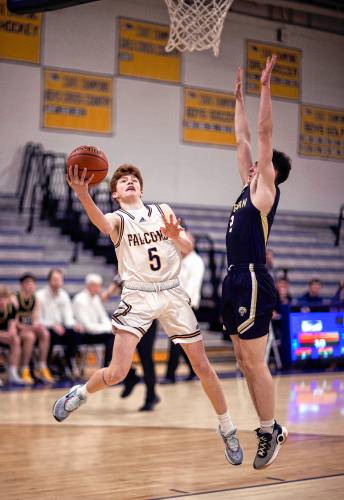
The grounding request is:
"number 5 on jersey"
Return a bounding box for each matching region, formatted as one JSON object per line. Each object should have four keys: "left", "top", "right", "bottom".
{"left": 148, "top": 247, "right": 161, "bottom": 271}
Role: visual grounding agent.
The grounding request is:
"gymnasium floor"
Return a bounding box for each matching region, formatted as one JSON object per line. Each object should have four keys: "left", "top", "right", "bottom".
{"left": 0, "top": 369, "right": 343, "bottom": 499}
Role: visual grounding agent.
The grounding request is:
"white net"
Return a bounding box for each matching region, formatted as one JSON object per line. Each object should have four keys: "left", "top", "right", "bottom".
{"left": 164, "top": 0, "right": 234, "bottom": 57}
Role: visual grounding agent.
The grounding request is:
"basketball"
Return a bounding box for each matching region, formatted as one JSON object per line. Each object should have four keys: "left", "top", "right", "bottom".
{"left": 66, "top": 145, "right": 108, "bottom": 186}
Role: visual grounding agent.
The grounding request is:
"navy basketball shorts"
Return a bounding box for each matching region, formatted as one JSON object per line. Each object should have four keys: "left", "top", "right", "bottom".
{"left": 221, "top": 264, "right": 277, "bottom": 340}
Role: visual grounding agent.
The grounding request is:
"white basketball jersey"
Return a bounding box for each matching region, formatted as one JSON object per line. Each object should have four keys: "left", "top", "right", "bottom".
{"left": 110, "top": 204, "right": 181, "bottom": 283}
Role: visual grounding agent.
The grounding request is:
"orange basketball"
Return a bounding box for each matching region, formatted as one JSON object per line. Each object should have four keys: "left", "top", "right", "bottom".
{"left": 66, "top": 145, "right": 108, "bottom": 186}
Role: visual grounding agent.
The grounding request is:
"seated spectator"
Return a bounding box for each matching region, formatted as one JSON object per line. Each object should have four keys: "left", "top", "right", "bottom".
{"left": 72, "top": 273, "right": 114, "bottom": 367}
{"left": 15, "top": 273, "right": 54, "bottom": 384}
{"left": 272, "top": 278, "right": 292, "bottom": 344}
{"left": 298, "top": 278, "right": 325, "bottom": 311}
{"left": 0, "top": 285, "right": 24, "bottom": 385}
{"left": 332, "top": 278, "right": 344, "bottom": 309}
{"left": 36, "top": 269, "right": 82, "bottom": 378}
{"left": 274, "top": 277, "right": 292, "bottom": 313}
{"left": 266, "top": 248, "right": 276, "bottom": 280}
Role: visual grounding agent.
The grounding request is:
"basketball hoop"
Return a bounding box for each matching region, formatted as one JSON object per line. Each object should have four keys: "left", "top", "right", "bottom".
{"left": 163, "top": 0, "right": 234, "bottom": 57}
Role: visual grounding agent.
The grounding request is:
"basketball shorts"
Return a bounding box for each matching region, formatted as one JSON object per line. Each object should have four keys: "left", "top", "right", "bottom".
{"left": 112, "top": 285, "right": 202, "bottom": 344}
{"left": 221, "top": 264, "right": 277, "bottom": 340}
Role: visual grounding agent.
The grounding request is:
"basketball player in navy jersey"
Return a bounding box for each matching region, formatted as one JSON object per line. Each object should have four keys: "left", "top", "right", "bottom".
{"left": 53, "top": 163, "right": 243, "bottom": 466}
{"left": 222, "top": 55, "right": 291, "bottom": 469}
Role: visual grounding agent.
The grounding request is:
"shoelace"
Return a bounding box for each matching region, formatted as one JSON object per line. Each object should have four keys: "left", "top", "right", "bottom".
{"left": 257, "top": 434, "right": 272, "bottom": 457}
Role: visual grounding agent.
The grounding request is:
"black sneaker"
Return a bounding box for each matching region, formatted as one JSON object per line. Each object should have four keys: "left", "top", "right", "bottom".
{"left": 253, "top": 421, "right": 288, "bottom": 469}
{"left": 138, "top": 395, "right": 161, "bottom": 412}
{"left": 120, "top": 373, "right": 140, "bottom": 398}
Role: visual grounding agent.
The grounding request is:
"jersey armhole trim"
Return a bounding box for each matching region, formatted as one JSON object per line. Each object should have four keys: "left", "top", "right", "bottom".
{"left": 114, "top": 213, "right": 124, "bottom": 248}
{"left": 155, "top": 204, "right": 164, "bottom": 216}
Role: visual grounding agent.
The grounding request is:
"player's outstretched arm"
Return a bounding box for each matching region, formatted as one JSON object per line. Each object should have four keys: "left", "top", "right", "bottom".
{"left": 257, "top": 55, "right": 277, "bottom": 190}
{"left": 66, "top": 165, "right": 118, "bottom": 237}
{"left": 160, "top": 204, "right": 193, "bottom": 254}
{"left": 234, "top": 67, "right": 253, "bottom": 184}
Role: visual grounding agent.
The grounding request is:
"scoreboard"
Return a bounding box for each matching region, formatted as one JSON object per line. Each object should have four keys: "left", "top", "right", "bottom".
{"left": 289, "top": 312, "right": 344, "bottom": 362}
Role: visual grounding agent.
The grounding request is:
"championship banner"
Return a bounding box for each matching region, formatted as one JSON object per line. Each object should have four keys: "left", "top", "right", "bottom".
{"left": 299, "top": 104, "right": 344, "bottom": 161}
{"left": 118, "top": 17, "right": 181, "bottom": 83}
{"left": 246, "top": 40, "right": 301, "bottom": 101}
{"left": 42, "top": 68, "right": 113, "bottom": 134}
{"left": 0, "top": 0, "right": 42, "bottom": 63}
{"left": 183, "top": 87, "right": 236, "bottom": 147}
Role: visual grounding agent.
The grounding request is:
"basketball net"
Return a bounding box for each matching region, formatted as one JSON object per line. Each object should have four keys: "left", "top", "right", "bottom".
{"left": 164, "top": 0, "right": 234, "bottom": 57}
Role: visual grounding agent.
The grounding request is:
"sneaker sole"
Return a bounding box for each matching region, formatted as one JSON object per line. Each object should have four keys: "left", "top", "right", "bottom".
{"left": 52, "top": 399, "right": 65, "bottom": 422}
{"left": 253, "top": 426, "right": 288, "bottom": 470}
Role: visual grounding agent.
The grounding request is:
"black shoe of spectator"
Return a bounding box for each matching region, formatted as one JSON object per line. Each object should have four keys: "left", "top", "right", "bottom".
{"left": 184, "top": 373, "right": 196, "bottom": 381}
{"left": 139, "top": 395, "right": 161, "bottom": 412}
{"left": 120, "top": 374, "right": 140, "bottom": 398}
{"left": 160, "top": 376, "right": 176, "bottom": 384}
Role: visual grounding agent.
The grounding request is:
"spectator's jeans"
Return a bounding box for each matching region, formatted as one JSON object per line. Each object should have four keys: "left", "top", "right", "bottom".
{"left": 79, "top": 332, "right": 114, "bottom": 366}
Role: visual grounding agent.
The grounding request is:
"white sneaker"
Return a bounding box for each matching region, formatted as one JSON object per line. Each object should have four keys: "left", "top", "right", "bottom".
{"left": 53, "top": 385, "right": 87, "bottom": 422}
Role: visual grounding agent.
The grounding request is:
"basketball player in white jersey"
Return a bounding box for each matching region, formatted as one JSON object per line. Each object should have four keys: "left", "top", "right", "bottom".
{"left": 53, "top": 163, "right": 243, "bottom": 466}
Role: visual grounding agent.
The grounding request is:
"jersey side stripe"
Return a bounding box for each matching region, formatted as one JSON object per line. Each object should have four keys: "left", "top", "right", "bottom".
{"left": 260, "top": 212, "right": 269, "bottom": 246}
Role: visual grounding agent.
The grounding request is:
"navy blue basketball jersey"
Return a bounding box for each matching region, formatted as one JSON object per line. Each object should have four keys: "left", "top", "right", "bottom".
{"left": 226, "top": 184, "right": 280, "bottom": 265}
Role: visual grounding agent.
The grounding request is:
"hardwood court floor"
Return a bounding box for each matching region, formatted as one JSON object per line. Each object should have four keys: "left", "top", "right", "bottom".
{"left": 0, "top": 372, "right": 343, "bottom": 500}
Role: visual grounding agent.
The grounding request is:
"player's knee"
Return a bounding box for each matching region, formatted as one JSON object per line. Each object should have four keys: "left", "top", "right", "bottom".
{"left": 191, "top": 357, "right": 212, "bottom": 377}
{"left": 241, "top": 358, "right": 266, "bottom": 377}
{"left": 106, "top": 366, "right": 128, "bottom": 385}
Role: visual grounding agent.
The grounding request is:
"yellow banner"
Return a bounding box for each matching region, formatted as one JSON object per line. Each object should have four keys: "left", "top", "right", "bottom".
{"left": 0, "top": 0, "right": 41, "bottom": 63}
{"left": 42, "top": 69, "right": 113, "bottom": 134}
{"left": 246, "top": 40, "right": 301, "bottom": 101}
{"left": 118, "top": 17, "right": 181, "bottom": 83}
{"left": 299, "top": 104, "right": 344, "bottom": 161}
{"left": 183, "top": 88, "right": 236, "bottom": 147}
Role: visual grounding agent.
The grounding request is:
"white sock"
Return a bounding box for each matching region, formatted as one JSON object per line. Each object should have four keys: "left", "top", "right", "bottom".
{"left": 77, "top": 384, "right": 90, "bottom": 399}
{"left": 260, "top": 419, "right": 275, "bottom": 434}
{"left": 39, "top": 362, "right": 47, "bottom": 369}
{"left": 9, "top": 366, "right": 19, "bottom": 377}
{"left": 218, "top": 410, "right": 236, "bottom": 435}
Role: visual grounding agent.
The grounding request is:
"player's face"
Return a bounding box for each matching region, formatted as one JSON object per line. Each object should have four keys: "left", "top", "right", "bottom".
{"left": 113, "top": 175, "right": 142, "bottom": 202}
{"left": 21, "top": 278, "right": 36, "bottom": 295}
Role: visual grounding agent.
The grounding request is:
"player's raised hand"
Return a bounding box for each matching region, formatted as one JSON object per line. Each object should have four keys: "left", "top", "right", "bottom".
{"left": 160, "top": 213, "right": 183, "bottom": 240}
{"left": 66, "top": 164, "right": 94, "bottom": 196}
{"left": 260, "top": 54, "right": 277, "bottom": 86}
{"left": 235, "top": 67, "right": 244, "bottom": 102}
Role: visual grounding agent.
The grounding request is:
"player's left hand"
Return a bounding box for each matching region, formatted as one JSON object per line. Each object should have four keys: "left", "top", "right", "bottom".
{"left": 161, "top": 213, "right": 183, "bottom": 240}
{"left": 260, "top": 54, "right": 277, "bottom": 86}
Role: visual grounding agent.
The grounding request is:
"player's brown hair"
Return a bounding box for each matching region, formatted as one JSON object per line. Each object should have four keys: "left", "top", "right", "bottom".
{"left": 110, "top": 164, "right": 143, "bottom": 194}
{"left": 0, "top": 285, "right": 11, "bottom": 298}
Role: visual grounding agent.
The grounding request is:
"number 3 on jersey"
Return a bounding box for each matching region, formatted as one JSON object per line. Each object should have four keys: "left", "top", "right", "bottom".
{"left": 229, "top": 215, "right": 234, "bottom": 233}
{"left": 148, "top": 247, "right": 161, "bottom": 271}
